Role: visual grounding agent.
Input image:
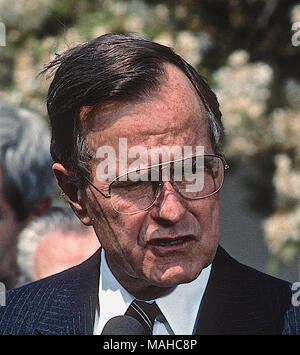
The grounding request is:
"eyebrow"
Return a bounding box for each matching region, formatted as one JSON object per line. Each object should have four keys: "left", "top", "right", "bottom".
{"left": 113, "top": 155, "right": 199, "bottom": 183}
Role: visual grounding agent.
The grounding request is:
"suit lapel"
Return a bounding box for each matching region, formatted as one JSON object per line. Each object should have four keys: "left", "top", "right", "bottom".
{"left": 33, "top": 245, "right": 285, "bottom": 335}
{"left": 195, "top": 246, "right": 270, "bottom": 335}
{"left": 35, "top": 248, "right": 101, "bottom": 335}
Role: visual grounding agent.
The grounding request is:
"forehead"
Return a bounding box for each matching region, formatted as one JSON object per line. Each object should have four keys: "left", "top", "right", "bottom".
{"left": 82, "top": 63, "right": 212, "bottom": 160}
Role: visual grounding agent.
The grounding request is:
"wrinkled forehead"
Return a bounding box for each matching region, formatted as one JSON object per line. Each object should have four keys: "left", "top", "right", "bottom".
{"left": 80, "top": 63, "right": 212, "bottom": 175}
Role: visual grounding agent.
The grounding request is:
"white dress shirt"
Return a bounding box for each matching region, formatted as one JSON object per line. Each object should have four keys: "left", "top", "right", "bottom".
{"left": 94, "top": 249, "right": 211, "bottom": 335}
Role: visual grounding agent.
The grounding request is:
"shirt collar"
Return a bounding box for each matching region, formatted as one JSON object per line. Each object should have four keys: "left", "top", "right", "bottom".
{"left": 97, "top": 249, "right": 211, "bottom": 335}
{"left": 154, "top": 263, "right": 211, "bottom": 334}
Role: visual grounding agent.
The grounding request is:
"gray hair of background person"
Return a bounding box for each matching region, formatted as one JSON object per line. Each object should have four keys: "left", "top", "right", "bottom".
{"left": 17, "top": 205, "right": 94, "bottom": 285}
{"left": 0, "top": 98, "right": 55, "bottom": 221}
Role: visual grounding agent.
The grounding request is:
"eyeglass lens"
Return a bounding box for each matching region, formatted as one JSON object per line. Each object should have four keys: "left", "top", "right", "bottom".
{"left": 110, "top": 155, "right": 225, "bottom": 214}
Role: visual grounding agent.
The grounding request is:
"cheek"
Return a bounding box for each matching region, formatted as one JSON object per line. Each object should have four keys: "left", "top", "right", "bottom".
{"left": 195, "top": 196, "right": 220, "bottom": 231}
{"left": 93, "top": 209, "right": 149, "bottom": 278}
{"left": 91, "top": 199, "right": 145, "bottom": 252}
{"left": 208, "top": 199, "right": 220, "bottom": 235}
{"left": 194, "top": 197, "right": 220, "bottom": 255}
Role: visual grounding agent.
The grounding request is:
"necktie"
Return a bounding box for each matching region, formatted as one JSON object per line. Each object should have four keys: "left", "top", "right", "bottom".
{"left": 125, "top": 299, "right": 161, "bottom": 335}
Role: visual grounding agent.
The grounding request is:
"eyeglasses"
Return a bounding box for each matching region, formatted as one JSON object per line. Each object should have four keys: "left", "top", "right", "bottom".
{"left": 85, "top": 154, "right": 229, "bottom": 215}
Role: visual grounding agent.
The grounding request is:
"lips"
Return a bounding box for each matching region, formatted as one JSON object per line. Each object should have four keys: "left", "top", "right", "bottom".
{"left": 147, "top": 235, "right": 195, "bottom": 253}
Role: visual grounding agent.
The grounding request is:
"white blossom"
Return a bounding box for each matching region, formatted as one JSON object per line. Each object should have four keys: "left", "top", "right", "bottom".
{"left": 0, "top": 0, "right": 51, "bottom": 32}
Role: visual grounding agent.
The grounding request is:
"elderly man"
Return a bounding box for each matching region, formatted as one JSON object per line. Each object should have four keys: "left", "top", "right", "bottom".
{"left": 0, "top": 33, "right": 299, "bottom": 335}
{"left": 0, "top": 99, "right": 54, "bottom": 290}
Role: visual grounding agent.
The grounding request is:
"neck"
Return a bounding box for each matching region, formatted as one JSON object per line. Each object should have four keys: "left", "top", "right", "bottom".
{"left": 105, "top": 253, "right": 175, "bottom": 300}
{"left": 120, "top": 277, "right": 175, "bottom": 301}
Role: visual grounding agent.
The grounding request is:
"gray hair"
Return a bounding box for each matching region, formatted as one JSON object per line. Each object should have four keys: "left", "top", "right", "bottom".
{"left": 0, "top": 98, "right": 55, "bottom": 220}
{"left": 17, "top": 205, "right": 92, "bottom": 285}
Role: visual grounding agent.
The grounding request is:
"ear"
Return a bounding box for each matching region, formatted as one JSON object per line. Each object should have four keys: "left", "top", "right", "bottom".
{"left": 53, "top": 163, "right": 92, "bottom": 226}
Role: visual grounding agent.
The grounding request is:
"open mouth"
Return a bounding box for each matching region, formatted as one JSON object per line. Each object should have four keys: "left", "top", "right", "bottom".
{"left": 148, "top": 236, "right": 194, "bottom": 247}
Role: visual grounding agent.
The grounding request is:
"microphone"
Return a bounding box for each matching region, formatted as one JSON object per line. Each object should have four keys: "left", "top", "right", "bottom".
{"left": 101, "top": 315, "right": 147, "bottom": 335}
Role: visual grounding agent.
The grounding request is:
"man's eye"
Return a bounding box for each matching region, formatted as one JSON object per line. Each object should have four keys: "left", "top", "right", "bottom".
{"left": 114, "top": 180, "right": 142, "bottom": 188}
{"left": 182, "top": 157, "right": 202, "bottom": 174}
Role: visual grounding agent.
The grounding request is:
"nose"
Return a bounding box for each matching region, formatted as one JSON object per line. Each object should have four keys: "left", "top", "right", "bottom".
{"left": 150, "top": 181, "right": 186, "bottom": 225}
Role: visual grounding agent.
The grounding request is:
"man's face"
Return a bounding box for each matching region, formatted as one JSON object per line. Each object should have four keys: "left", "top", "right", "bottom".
{"left": 79, "top": 64, "right": 220, "bottom": 296}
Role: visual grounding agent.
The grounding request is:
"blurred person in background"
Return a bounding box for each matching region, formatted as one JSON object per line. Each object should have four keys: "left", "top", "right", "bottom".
{"left": 17, "top": 205, "right": 100, "bottom": 286}
{"left": 0, "top": 98, "right": 55, "bottom": 289}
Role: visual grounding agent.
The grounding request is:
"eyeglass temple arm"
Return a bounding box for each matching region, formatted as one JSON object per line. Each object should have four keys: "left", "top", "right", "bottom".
{"left": 83, "top": 177, "right": 111, "bottom": 198}
{"left": 218, "top": 154, "right": 229, "bottom": 170}
{"left": 83, "top": 155, "right": 229, "bottom": 199}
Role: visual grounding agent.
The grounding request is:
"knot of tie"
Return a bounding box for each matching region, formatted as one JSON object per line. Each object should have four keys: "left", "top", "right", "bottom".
{"left": 125, "top": 299, "right": 161, "bottom": 335}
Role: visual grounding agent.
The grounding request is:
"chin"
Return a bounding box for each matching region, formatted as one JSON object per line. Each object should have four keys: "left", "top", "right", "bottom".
{"left": 149, "top": 264, "right": 202, "bottom": 287}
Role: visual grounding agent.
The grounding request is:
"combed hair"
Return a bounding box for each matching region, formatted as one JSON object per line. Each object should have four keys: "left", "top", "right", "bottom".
{"left": 41, "top": 33, "right": 224, "bottom": 187}
{"left": 0, "top": 99, "right": 55, "bottom": 220}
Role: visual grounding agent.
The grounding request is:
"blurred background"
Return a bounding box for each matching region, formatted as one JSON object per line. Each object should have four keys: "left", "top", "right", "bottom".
{"left": 0, "top": 0, "right": 299, "bottom": 282}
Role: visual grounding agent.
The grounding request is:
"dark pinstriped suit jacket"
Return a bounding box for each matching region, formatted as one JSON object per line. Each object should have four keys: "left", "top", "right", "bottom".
{"left": 0, "top": 246, "right": 299, "bottom": 335}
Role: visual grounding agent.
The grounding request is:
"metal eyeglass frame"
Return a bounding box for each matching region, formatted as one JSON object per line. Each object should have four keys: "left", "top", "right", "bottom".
{"left": 83, "top": 154, "right": 229, "bottom": 214}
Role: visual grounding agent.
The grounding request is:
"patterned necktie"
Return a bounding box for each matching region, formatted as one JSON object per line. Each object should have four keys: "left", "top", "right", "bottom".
{"left": 125, "top": 299, "right": 161, "bottom": 335}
